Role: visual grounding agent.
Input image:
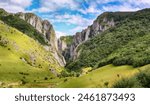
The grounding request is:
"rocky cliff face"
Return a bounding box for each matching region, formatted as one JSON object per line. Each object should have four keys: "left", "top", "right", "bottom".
{"left": 16, "top": 12, "right": 66, "bottom": 66}
{"left": 59, "top": 12, "right": 116, "bottom": 62}
{"left": 57, "top": 36, "right": 73, "bottom": 62}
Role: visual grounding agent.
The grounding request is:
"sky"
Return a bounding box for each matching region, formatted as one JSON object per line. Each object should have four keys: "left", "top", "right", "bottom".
{"left": 0, "top": 0, "right": 150, "bottom": 38}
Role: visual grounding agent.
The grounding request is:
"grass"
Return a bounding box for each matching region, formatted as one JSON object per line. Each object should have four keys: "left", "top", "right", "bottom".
{"left": 113, "top": 65, "right": 150, "bottom": 88}
{"left": 0, "top": 20, "right": 63, "bottom": 87}
{"left": 0, "top": 46, "right": 52, "bottom": 87}
{"left": 58, "top": 64, "right": 149, "bottom": 88}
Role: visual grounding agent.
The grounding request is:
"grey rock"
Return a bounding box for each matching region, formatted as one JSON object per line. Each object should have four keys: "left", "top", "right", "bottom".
{"left": 16, "top": 12, "right": 66, "bottom": 66}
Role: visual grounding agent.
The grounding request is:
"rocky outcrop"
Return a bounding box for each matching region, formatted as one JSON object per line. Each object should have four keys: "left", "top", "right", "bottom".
{"left": 57, "top": 36, "right": 74, "bottom": 62}
{"left": 16, "top": 12, "right": 66, "bottom": 66}
{"left": 58, "top": 39, "right": 67, "bottom": 53}
{"left": 60, "top": 12, "right": 117, "bottom": 62}
{"left": 16, "top": 13, "right": 55, "bottom": 43}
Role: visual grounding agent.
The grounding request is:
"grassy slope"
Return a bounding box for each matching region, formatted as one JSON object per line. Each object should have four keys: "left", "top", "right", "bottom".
{"left": 0, "top": 9, "right": 47, "bottom": 45}
{"left": 0, "top": 21, "right": 64, "bottom": 87}
{"left": 59, "top": 64, "right": 149, "bottom": 88}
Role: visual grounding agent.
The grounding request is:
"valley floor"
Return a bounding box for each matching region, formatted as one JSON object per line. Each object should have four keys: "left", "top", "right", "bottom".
{"left": 0, "top": 61, "right": 149, "bottom": 88}
{"left": 58, "top": 64, "right": 149, "bottom": 88}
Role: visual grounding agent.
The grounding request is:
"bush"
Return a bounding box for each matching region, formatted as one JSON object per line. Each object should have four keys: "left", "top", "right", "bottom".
{"left": 104, "top": 82, "right": 109, "bottom": 87}
{"left": 113, "top": 78, "right": 137, "bottom": 88}
{"left": 76, "top": 73, "right": 80, "bottom": 77}
{"left": 60, "top": 70, "right": 69, "bottom": 77}
{"left": 21, "top": 79, "right": 27, "bottom": 85}
{"left": 44, "top": 77, "right": 48, "bottom": 80}
{"left": 136, "top": 70, "right": 150, "bottom": 87}
{"left": 64, "top": 79, "right": 68, "bottom": 82}
{"left": 113, "top": 68, "right": 150, "bottom": 88}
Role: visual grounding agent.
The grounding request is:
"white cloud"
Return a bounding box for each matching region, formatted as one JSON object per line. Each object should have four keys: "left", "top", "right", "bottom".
{"left": 102, "top": 3, "right": 140, "bottom": 12}
{"left": 56, "top": 31, "right": 67, "bottom": 38}
{"left": 66, "top": 15, "right": 93, "bottom": 27}
{"left": 128, "top": 0, "right": 150, "bottom": 5}
{"left": 44, "top": 13, "right": 94, "bottom": 35}
{"left": 45, "top": 14, "right": 93, "bottom": 28}
{"left": 70, "top": 26, "right": 86, "bottom": 34}
{"left": 101, "top": 0, "right": 150, "bottom": 12}
{"left": 94, "top": 0, "right": 119, "bottom": 4}
{"left": 79, "top": 5, "right": 101, "bottom": 14}
{"left": 127, "top": 0, "right": 150, "bottom": 8}
{"left": 0, "top": 0, "right": 32, "bottom": 13}
{"left": 36, "top": 0, "right": 79, "bottom": 13}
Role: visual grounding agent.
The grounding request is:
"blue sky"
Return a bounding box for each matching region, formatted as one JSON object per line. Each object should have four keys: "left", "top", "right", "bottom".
{"left": 0, "top": 0, "right": 150, "bottom": 37}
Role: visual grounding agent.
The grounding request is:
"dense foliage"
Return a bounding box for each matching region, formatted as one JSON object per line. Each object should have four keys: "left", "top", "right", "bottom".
{"left": 113, "top": 67, "right": 150, "bottom": 88}
{"left": 0, "top": 10, "right": 47, "bottom": 45}
{"left": 67, "top": 9, "right": 150, "bottom": 70}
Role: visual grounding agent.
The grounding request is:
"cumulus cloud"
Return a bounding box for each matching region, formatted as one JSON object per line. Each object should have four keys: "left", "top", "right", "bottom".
{"left": 70, "top": 26, "right": 86, "bottom": 34}
{"left": 44, "top": 13, "right": 94, "bottom": 35}
{"left": 56, "top": 31, "right": 67, "bottom": 38}
{"left": 0, "top": 0, "right": 32, "bottom": 13}
{"left": 127, "top": 0, "right": 150, "bottom": 8}
{"left": 79, "top": 4, "right": 101, "bottom": 14}
{"left": 36, "top": 0, "right": 79, "bottom": 13}
{"left": 47, "top": 14, "right": 93, "bottom": 27}
{"left": 101, "top": 0, "right": 150, "bottom": 12}
{"left": 102, "top": 3, "right": 140, "bottom": 12}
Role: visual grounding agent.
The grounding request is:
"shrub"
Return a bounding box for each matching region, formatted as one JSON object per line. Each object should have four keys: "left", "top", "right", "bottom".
{"left": 76, "top": 73, "right": 80, "bottom": 77}
{"left": 44, "top": 77, "right": 48, "bottom": 80}
{"left": 21, "top": 79, "right": 27, "bottom": 85}
{"left": 113, "top": 78, "right": 136, "bottom": 88}
{"left": 113, "top": 68, "right": 150, "bottom": 88}
{"left": 38, "top": 64, "right": 42, "bottom": 68}
{"left": 60, "top": 70, "right": 69, "bottom": 77}
{"left": 136, "top": 70, "right": 150, "bottom": 87}
{"left": 104, "top": 82, "right": 109, "bottom": 87}
{"left": 64, "top": 79, "right": 68, "bottom": 82}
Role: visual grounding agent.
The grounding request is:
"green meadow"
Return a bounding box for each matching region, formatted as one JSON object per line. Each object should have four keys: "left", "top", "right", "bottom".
{"left": 58, "top": 64, "right": 149, "bottom": 88}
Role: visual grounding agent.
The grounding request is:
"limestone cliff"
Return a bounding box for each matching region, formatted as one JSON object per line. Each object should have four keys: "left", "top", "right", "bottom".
{"left": 16, "top": 12, "right": 66, "bottom": 66}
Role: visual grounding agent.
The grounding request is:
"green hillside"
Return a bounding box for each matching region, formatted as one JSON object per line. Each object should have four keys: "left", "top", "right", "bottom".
{"left": 0, "top": 9, "right": 47, "bottom": 45}
{"left": 0, "top": 20, "right": 63, "bottom": 87}
{"left": 67, "top": 8, "right": 150, "bottom": 70}
{"left": 58, "top": 64, "right": 150, "bottom": 88}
